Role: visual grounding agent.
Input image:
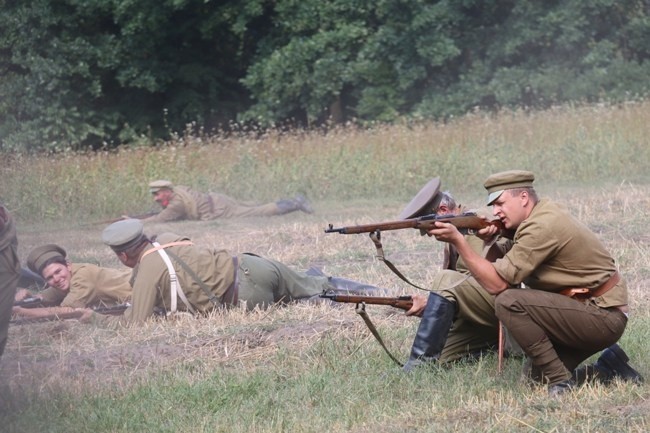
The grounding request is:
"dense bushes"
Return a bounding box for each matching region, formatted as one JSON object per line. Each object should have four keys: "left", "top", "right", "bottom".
{"left": 1, "top": 0, "right": 649, "bottom": 151}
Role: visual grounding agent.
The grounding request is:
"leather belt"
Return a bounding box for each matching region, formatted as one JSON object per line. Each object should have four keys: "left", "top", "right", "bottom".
{"left": 560, "top": 271, "right": 621, "bottom": 300}
{"left": 221, "top": 255, "right": 239, "bottom": 306}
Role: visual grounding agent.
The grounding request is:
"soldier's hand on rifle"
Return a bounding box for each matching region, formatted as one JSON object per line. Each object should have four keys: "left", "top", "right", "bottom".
{"left": 14, "top": 288, "right": 34, "bottom": 302}
{"left": 476, "top": 224, "right": 501, "bottom": 242}
{"left": 405, "top": 294, "right": 428, "bottom": 317}
{"left": 427, "top": 221, "right": 464, "bottom": 244}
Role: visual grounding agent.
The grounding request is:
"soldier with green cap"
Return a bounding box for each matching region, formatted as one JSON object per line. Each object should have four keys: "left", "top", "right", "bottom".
{"left": 12, "top": 244, "right": 132, "bottom": 321}
{"left": 0, "top": 201, "right": 20, "bottom": 358}
{"left": 419, "top": 169, "right": 640, "bottom": 396}
{"left": 141, "top": 180, "right": 314, "bottom": 223}
{"left": 87, "top": 219, "right": 386, "bottom": 325}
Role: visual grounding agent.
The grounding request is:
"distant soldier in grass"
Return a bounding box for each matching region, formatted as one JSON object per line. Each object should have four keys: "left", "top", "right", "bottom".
{"left": 0, "top": 202, "right": 20, "bottom": 358}
{"left": 141, "top": 180, "right": 314, "bottom": 223}
{"left": 410, "top": 170, "right": 640, "bottom": 396}
{"left": 84, "top": 219, "right": 383, "bottom": 325}
{"left": 12, "top": 244, "right": 132, "bottom": 321}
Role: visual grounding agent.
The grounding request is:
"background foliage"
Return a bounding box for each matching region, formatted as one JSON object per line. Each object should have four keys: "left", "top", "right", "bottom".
{"left": 2, "top": 0, "right": 650, "bottom": 151}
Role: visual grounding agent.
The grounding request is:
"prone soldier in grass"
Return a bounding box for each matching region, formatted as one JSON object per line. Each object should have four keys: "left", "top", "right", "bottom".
{"left": 12, "top": 244, "right": 132, "bottom": 321}
{"left": 141, "top": 180, "right": 314, "bottom": 223}
{"left": 83, "top": 219, "right": 386, "bottom": 325}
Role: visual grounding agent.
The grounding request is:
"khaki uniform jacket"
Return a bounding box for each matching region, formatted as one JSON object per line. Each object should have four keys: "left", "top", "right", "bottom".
{"left": 116, "top": 233, "right": 236, "bottom": 324}
{"left": 492, "top": 198, "right": 627, "bottom": 308}
{"left": 144, "top": 186, "right": 210, "bottom": 222}
{"left": 39, "top": 263, "right": 132, "bottom": 308}
{"left": 143, "top": 186, "right": 282, "bottom": 223}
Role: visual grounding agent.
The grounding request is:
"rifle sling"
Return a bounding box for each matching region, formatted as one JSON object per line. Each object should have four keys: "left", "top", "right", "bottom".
{"left": 369, "top": 231, "right": 428, "bottom": 292}
{"left": 355, "top": 302, "right": 404, "bottom": 367}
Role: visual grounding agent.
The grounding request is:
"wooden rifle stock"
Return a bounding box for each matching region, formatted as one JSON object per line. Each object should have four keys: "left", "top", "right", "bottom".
{"left": 325, "top": 212, "right": 503, "bottom": 235}
{"left": 320, "top": 291, "right": 413, "bottom": 311}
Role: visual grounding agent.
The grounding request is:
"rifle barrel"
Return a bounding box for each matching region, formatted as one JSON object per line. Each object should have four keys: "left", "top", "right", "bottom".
{"left": 14, "top": 297, "right": 47, "bottom": 308}
{"left": 320, "top": 292, "right": 413, "bottom": 310}
{"left": 325, "top": 213, "right": 503, "bottom": 235}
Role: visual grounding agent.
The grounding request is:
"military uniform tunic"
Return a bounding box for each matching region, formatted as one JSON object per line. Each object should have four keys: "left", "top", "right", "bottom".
{"left": 38, "top": 263, "right": 132, "bottom": 308}
{"left": 143, "top": 186, "right": 281, "bottom": 223}
{"left": 0, "top": 203, "right": 20, "bottom": 357}
{"left": 493, "top": 198, "right": 628, "bottom": 384}
{"left": 103, "top": 233, "right": 330, "bottom": 325}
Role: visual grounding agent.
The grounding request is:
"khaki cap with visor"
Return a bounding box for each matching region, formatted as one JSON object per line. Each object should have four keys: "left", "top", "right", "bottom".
{"left": 102, "top": 219, "right": 146, "bottom": 252}
{"left": 149, "top": 180, "right": 174, "bottom": 194}
{"left": 484, "top": 170, "right": 535, "bottom": 205}
{"left": 399, "top": 177, "right": 442, "bottom": 219}
{"left": 27, "top": 244, "right": 67, "bottom": 274}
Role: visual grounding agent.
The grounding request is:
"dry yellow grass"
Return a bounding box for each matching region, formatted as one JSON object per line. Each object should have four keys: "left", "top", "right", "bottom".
{"left": 1, "top": 102, "right": 649, "bottom": 432}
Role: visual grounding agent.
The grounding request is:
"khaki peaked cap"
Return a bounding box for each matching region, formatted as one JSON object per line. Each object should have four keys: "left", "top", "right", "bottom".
{"left": 102, "top": 219, "right": 146, "bottom": 252}
{"left": 484, "top": 170, "right": 535, "bottom": 205}
{"left": 27, "top": 244, "right": 67, "bottom": 274}
{"left": 399, "top": 177, "right": 442, "bottom": 219}
{"left": 149, "top": 180, "right": 174, "bottom": 193}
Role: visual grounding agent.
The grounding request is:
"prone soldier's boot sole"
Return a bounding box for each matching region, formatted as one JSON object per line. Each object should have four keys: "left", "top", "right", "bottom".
{"left": 598, "top": 343, "right": 644, "bottom": 384}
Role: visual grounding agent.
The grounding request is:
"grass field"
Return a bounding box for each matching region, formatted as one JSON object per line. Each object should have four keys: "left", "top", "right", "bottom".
{"left": 1, "top": 102, "right": 649, "bottom": 432}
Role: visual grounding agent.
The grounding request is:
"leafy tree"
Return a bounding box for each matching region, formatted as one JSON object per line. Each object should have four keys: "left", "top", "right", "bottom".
{"left": 2, "top": 0, "right": 650, "bottom": 150}
{"left": 242, "top": 0, "right": 650, "bottom": 125}
{"left": 0, "top": 0, "right": 256, "bottom": 151}
{"left": 240, "top": 0, "right": 464, "bottom": 125}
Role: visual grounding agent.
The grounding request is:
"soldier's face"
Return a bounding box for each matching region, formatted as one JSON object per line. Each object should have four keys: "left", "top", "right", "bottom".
{"left": 152, "top": 189, "right": 172, "bottom": 207}
{"left": 41, "top": 262, "right": 72, "bottom": 292}
{"left": 492, "top": 190, "right": 529, "bottom": 229}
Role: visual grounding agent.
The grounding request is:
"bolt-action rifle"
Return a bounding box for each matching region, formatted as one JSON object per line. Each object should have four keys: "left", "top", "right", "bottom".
{"left": 320, "top": 291, "right": 413, "bottom": 310}
{"left": 13, "top": 297, "right": 54, "bottom": 308}
{"left": 320, "top": 290, "right": 414, "bottom": 366}
{"left": 10, "top": 303, "right": 130, "bottom": 325}
{"left": 325, "top": 211, "right": 503, "bottom": 235}
{"left": 325, "top": 212, "right": 505, "bottom": 291}
{"left": 88, "top": 211, "right": 159, "bottom": 226}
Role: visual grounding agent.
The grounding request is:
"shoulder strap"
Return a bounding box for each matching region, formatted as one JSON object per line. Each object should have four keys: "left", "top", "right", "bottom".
{"left": 369, "top": 231, "right": 428, "bottom": 291}
{"left": 142, "top": 241, "right": 194, "bottom": 259}
{"left": 355, "top": 302, "right": 404, "bottom": 367}
{"left": 149, "top": 242, "right": 196, "bottom": 315}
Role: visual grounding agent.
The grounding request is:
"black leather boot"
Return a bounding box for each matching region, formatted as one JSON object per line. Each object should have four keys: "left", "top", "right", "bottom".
{"left": 305, "top": 267, "right": 384, "bottom": 295}
{"left": 276, "top": 199, "right": 299, "bottom": 214}
{"left": 326, "top": 276, "right": 384, "bottom": 295}
{"left": 276, "top": 195, "right": 314, "bottom": 214}
{"left": 403, "top": 293, "right": 456, "bottom": 372}
{"left": 293, "top": 194, "right": 314, "bottom": 214}
{"left": 573, "top": 343, "right": 644, "bottom": 385}
{"left": 596, "top": 343, "right": 644, "bottom": 384}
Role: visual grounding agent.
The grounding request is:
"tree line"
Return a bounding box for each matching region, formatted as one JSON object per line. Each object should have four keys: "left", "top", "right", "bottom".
{"left": 1, "top": 0, "right": 649, "bottom": 151}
